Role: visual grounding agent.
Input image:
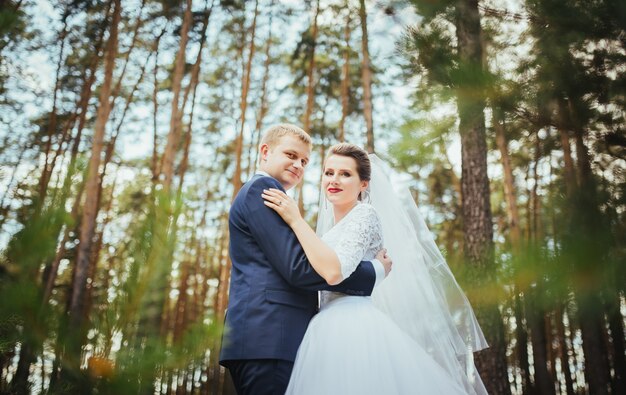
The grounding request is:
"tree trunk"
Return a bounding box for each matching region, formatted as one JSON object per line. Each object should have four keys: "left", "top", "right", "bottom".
{"left": 176, "top": 0, "right": 212, "bottom": 192}
{"left": 249, "top": 8, "right": 273, "bottom": 176}
{"left": 84, "top": 175, "right": 118, "bottom": 324}
{"left": 160, "top": 0, "right": 193, "bottom": 191}
{"left": 151, "top": 33, "right": 163, "bottom": 182}
{"left": 232, "top": 0, "right": 259, "bottom": 197}
{"left": 32, "top": 52, "right": 97, "bottom": 389}
{"left": 607, "top": 294, "right": 626, "bottom": 395}
{"left": 557, "top": 99, "right": 577, "bottom": 195}
{"left": 339, "top": 6, "right": 351, "bottom": 143}
{"left": 37, "top": 10, "right": 70, "bottom": 204}
{"left": 546, "top": 314, "right": 558, "bottom": 388}
{"left": 494, "top": 110, "right": 521, "bottom": 248}
{"left": 302, "top": 0, "right": 319, "bottom": 138}
{"left": 64, "top": 0, "right": 121, "bottom": 386}
{"left": 110, "top": 0, "right": 146, "bottom": 106}
{"left": 531, "top": 131, "right": 543, "bottom": 240}
{"left": 514, "top": 290, "right": 532, "bottom": 394}
{"left": 568, "top": 99, "right": 611, "bottom": 395}
{"left": 137, "top": 1, "right": 194, "bottom": 352}
{"left": 555, "top": 304, "right": 576, "bottom": 395}
{"left": 455, "top": 0, "right": 510, "bottom": 393}
{"left": 69, "top": 0, "right": 119, "bottom": 326}
{"left": 297, "top": 0, "right": 320, "bottom": 215}
{"left": 39, "top": 47, "right": 100, "bottom": 301}
{"left": 173, "top": 255, "right": 192, "bottom": 342}
{"left": 576, "top": 299, "right": 610, "bottom": 395}
{"left": 527, "top": 289, "right": 556, "bottom": 395}
{"left": 11, "top": 342, "right": 35, "bottom": 394}
{"left": 211, "top": 217, "right": 230, "bottom": 395}
{"left": 359, "top": 0, "right": 374, "bottom": 152}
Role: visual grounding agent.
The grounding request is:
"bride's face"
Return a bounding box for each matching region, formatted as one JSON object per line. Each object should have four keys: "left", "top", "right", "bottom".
{"left": 322, "top": 155, "right": 369, "bottom": 207}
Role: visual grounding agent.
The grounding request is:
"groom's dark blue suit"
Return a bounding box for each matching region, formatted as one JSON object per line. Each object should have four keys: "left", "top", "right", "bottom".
{"left": 220, "top": 174, "right": 378, "bottom": 394}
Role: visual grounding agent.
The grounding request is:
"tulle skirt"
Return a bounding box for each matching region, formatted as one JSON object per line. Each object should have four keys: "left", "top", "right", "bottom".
{"left": 285, "top": 296, "right": 468, "bottom": 395}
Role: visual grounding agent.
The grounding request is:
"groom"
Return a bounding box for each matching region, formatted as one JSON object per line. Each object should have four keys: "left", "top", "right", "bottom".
{"left": 219, "top": 124, "right": 391, "bottom": 395}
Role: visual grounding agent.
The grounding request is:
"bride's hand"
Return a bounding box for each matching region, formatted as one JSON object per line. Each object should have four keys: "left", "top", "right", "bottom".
{"left": 262, "top": 188, "right": 302, "bottom": 226}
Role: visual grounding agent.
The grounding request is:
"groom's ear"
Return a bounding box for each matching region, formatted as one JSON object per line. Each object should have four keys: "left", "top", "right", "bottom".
{"left": 259, "top": 143, "right": 270, "bottom": 161}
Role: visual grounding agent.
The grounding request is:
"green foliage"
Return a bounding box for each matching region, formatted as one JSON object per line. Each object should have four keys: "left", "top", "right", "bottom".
{"left": 400, "top": 21, "right": 457, "bottom": 87}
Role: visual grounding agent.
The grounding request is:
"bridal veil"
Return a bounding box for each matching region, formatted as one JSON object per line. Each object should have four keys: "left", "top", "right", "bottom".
{"left": 317, "top": 154, "right": 488, "bottom": 395}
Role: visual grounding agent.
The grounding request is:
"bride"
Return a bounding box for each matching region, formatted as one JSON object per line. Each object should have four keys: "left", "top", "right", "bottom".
{"left": 262, "top": 143, "right": 488, "bottom": 394}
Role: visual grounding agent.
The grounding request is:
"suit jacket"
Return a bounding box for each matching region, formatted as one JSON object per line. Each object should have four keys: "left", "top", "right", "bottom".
{"left": 219, "top": 174, "right": 377, "bottom": 363}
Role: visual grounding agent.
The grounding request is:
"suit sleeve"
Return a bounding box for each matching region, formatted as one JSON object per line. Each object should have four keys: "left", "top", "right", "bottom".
{"left": 245, "top": 177, "right": 376, "bottom": 295}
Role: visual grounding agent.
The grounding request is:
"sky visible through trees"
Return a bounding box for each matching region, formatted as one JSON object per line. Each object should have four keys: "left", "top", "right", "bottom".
{"left": 0, "top": 0, "right": 624, "bottom": 394}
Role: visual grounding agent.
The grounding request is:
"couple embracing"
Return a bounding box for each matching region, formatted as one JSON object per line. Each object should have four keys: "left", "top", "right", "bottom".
{"left": 219, "top": 124, "right": 489, "bottom": 395}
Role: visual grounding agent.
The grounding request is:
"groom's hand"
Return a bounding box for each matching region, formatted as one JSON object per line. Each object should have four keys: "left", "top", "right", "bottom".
{"left": 376, "top": 248, "right": 392, "bottom": 277}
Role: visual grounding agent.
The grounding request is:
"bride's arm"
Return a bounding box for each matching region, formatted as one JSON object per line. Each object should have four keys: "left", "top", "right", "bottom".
{"left": 262, "top": 188, "right": 343, "bottom": 285}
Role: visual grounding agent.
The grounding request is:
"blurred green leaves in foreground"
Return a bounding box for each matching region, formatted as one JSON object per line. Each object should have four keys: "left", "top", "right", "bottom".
{"left": 0, "top": 187, "right": 222, "bottom": 394}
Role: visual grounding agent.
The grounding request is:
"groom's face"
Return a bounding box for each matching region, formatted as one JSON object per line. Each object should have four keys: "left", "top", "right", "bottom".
{"left": 259, "top": 135, "right": 311, "bottom": 190}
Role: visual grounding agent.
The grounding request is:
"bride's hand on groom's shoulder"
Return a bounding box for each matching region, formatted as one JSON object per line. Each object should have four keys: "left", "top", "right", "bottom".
{"left": 262, "top": 188, "right": 301, "bottom": 226}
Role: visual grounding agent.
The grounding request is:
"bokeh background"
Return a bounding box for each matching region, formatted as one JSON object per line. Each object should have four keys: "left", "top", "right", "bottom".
{"left": 0, "top": 0, "right": 624, "bottom": 394}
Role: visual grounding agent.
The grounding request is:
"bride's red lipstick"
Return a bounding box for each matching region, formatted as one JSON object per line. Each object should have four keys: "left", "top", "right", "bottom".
{"left": 327, "top": 188, "right": 342, "bottom": 193}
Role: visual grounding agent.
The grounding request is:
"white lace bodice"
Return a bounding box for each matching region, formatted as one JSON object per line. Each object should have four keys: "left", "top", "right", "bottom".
{"left": 320, "top": 203, "right": 383, "bottom": 307}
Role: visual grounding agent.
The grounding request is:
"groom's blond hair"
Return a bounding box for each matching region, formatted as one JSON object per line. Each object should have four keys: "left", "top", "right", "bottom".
{"left": 260, "top": 124, "right": 312, "bottom": 148}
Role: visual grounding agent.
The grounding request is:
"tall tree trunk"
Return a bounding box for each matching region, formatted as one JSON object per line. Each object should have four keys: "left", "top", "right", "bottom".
{"left": 39, "top": 42, "right": 102, "bottom": 301}
{"left": 494, "top": 111, "right": 530, "bottom": 393}
{"left": 546, "top": 314, "right": 558, "bottom": 387}
{"left": 206, "top": 9, "right": 253, "bottom": 387}
{"left": 110, "top": 0, "right": 146, "bottom": 106}
{"left": 359, "top": 0, "right": 374, "bottom": 152}
{"left": 249, "top": 7, "right": 273, "bottom": 177}
{"left": 494, "top": 111, "right": 521, "bottom": 248}
{"left": 173, "top": 255, "right": 192, "bottom": 343}
{"left": 64, "top": 0, "right": 121, "bottom": 386}
{"left": 32, "top": 45, "right": 101, "bottom": 388}
{"left": 339, "top": 6, "right": 351, "bottom": 143}
{"left": 136, "top": 1, "right": 194, "bottom": 355}
{"left": 156, "top": 13, "right": 205, "bottom": 338}
{"left": 455, "top": 0, "right": 510, "bottom": 393}
{"left": 232, "top": 0, "right": 259, "bottom": 197}
{"left": 178, "top": 0, "right": 212, "bottom": 141}
{"left": 152, "top": 34, "right": 163, "bottom": 182}
{"left": 176, "top": 0, "right": 212, "bottom": 192}
{"left": 37, "top": 10, "right": 70, "bottom": 204}
{"left": 298, "top": 0, "right": 320, "bottom": 215}
{"left": 160, "top": 0, "right": 193, "bottom": 191}
{"left": 576, "top": 296, "right": 610, "bottom": 395}
{"left": 527, "top": 289, "right": 556, "bottom": 395}
{"left": 555, "top": 304, "right": 576, "bottom": 395}
{"left": 531, "top": 130, "right": 543, "bottom": 240}
{"left": 36, "top": 1, "right": 110, "bottom": 209}
{"left": 211, "top": 217, "right": 230, "bottom": 395}
{"left": 84, "top": 174, "right": 118, "bottom": 324}
{"left": 557, "top": 99, "right": 577, "bottom": 195}
{"left": 607, "top": 294, "right": 626, "bottom": 395}
{"left": 568, "top": 100, "right": 611, "bottom": 395}
{"left": 170, "top": 51, "right": 205, "bottom": 340}
{"left": 514, "top": 290, "right": 532, "bottom": 394}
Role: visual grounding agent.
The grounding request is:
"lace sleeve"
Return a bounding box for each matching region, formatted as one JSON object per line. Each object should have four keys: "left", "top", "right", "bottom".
{"left": 335, "top": 204, "right": 383, "bottom": 279}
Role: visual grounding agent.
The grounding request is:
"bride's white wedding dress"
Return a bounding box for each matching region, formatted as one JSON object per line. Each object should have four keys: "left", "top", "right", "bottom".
{"left": 285, "top": 203, "right": 468, "bottom": 395}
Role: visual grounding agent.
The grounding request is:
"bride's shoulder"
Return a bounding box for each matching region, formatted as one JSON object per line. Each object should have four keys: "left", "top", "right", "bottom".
{"left": 352, "top": 203, "right": 381, "bottom": 221}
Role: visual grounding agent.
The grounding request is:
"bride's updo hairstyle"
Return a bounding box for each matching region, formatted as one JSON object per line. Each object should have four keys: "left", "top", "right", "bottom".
{"left": 327, "top": 143, "right": 371, "bottom": 182}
